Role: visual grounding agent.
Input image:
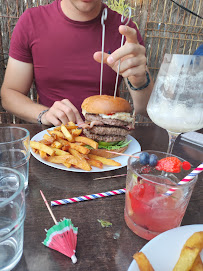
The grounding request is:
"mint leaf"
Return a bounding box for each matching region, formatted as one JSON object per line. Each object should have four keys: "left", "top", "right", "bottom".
{"left": 97, "top": 219, "right": 112, "bottom": 228}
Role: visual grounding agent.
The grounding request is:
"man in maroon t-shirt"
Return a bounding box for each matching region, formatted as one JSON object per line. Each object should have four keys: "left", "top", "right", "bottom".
{"left": 1, "top": 0, "right": 153, "bottom": 126}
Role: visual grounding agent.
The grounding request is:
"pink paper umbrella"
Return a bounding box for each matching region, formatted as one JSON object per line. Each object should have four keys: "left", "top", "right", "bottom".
{"left": 40, "top": 190, "right": 78, "bottom": 264}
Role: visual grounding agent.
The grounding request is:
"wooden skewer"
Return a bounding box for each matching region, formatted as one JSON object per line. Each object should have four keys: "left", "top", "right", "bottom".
{"left": 93, "top": 173, "right": 127, "bottom": 180}
{"left": 40, "top": 190, "right": 58, "bottom": 225}
{"left": 106, "top": 151, "right": 139, "bottom": 159}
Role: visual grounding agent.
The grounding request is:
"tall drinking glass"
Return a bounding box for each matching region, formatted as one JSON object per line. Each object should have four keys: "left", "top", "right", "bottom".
{"left": 0, "top": 127, "right": 30, "bottom": 189}
{"left": 124, "top": 151, "right": 198, "bottom": 240}
{"left": 0, "top": 167, "right": 26, "bottom": 271}
{"left": 147, "top": 54, "right": 203, "bottom": 154}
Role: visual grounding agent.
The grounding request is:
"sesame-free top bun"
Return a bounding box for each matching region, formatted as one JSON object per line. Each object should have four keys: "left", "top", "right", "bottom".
{"left": 81, "top": 95, "right": 132, "bottom": 115}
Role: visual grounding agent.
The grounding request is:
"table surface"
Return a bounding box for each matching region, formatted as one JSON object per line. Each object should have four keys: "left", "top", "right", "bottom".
{"left": 1, "top": 123, "right": 202, "bottom": 271}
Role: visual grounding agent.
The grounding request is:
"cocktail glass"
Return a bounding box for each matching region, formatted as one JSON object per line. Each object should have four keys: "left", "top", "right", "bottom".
{"left": 124, "top": 151, "right": 198, "bottom": 240}
{"left": 147, "top": 54, "right": 203, "bottom": 154}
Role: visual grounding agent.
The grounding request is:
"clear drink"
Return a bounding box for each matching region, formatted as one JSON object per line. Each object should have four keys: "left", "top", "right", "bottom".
{"left": 0, "top": 168, "right": 25, "bottom": 271}
{"left": 124, "top": 151, "right": 198, "bottom": 240}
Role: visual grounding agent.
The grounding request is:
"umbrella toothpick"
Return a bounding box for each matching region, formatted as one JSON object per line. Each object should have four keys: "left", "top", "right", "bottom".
{"left": 40, "top": 190, "right": 58, "bottom": 225}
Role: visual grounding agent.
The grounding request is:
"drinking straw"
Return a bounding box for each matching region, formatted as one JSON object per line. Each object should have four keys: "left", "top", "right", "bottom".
{"left": 51, "top": 188, "right": 126, "bottom": 207}
{"left": 164, "top": 163, "right": 203, "bottom": 196}
{"left": 93, "top": 173, "right": 127, "bottom": 180}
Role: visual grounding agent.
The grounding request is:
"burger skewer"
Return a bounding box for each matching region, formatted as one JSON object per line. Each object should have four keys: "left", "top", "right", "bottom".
{"left": 106, "top": 151, "right": 139, "bottom": 159}
{"left": 100, "top": 8, "right": 108, "bottom": 96}
{"left": 114, "top": 7, "right": 132, "bottom": 98}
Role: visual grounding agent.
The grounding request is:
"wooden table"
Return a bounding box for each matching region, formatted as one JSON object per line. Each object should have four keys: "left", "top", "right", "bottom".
{"left": 2, "top": 124, "right": 202, "bottom": 271}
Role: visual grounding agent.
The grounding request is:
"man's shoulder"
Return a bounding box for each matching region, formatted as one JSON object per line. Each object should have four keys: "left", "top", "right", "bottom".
{"left": 20, "top": 1, "right": 57, "bottom": 20}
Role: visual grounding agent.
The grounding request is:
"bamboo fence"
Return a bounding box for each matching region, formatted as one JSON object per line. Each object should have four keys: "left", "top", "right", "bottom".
{"left": 0, "top": 0, "right": 202, "bottom": 123}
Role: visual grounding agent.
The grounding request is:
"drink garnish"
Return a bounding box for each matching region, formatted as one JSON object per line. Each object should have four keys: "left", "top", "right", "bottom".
{"left": 182, "top": 161, "right": 191, "bottom": 170}
{"left": 97, "top": 219, "right": 112, "bottom": 228}
{"left": 155, "top": 157, "right": 182, "bottom": 173}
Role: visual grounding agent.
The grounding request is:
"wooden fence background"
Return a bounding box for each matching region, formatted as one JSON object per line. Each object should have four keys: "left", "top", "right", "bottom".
{"left": 0, "top": 0, "right": 202, "bottom": 123}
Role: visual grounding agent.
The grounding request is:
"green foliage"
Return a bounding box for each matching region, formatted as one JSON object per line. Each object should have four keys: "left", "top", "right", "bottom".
{"left": 106, "top": 0, "right": 138, "bottom": 28}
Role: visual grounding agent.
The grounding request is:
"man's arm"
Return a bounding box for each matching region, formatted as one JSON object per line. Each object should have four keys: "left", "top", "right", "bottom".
{"left": 1, "top": 57, "right": 83, "bottom": 125}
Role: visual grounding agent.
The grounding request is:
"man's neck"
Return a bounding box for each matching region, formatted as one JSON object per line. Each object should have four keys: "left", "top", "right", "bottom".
{"left": 61, "top": 0, "right": 102, "bottom": 22}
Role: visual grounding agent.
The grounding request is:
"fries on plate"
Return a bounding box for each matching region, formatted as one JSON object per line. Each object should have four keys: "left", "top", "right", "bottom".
{"left": 31, "top": 123, "right": 121, "bottom": 171}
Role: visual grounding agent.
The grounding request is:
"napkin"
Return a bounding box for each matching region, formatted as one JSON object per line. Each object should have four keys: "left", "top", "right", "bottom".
{"left": 181, "top": 132, "right": 203, "bottom": 147}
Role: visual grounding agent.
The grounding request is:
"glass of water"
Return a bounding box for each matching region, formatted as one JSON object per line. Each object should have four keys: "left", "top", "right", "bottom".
{"left": 0, "top": 167, "right": 26, "bottom": 271}
{"left": 0, "top": 127, "right": 30, "bottom": 189}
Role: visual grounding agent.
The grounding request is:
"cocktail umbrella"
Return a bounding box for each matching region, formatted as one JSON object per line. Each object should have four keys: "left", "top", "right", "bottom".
{"left": 40, "top": 190, "right": 78, "bottom": 264}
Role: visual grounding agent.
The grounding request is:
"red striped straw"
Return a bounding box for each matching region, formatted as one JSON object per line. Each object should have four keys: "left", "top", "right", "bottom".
{"left": 164, "top": 163, "right": 203, "bottom": 196}
{"left": 51, "top": 188, "right": 126, "bottom": 206}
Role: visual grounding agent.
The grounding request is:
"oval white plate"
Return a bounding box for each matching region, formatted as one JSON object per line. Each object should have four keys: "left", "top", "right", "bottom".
{"left": 31, "top": 127, "right": 141, "bottom": 173}
{"left": 128, "top": 224, "right": 203, "bottom": 271}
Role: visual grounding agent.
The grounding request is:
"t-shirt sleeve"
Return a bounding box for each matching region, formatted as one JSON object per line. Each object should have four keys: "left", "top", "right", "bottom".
{"left": 9, "top": 9, "right": 33, "bottom": 63}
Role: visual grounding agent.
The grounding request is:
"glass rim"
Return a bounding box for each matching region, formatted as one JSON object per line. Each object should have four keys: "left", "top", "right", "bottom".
{"left": 128, "top": 150, "right": 198, "bottom": 188}
{"left": 0, "top": 126, "right": 30, "bottom": 145}
{"left": 0, "top": 167, "right": 25, "bottom": 208}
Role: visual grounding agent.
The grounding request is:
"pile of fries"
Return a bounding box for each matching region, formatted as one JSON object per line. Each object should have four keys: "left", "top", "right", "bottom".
{"left": 31, "top": 123, "right": 121, "bottom": 171}
{"left": 133, "top": 231, "right": 203, "bottom": 271}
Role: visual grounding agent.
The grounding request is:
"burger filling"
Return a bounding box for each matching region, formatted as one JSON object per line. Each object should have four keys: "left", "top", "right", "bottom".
{"left": 81, "top": 112, "right": 134, "bottom": 149}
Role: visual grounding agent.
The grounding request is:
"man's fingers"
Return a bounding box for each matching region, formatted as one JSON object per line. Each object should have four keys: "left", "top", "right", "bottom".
{"left": 61, "top": 99, "right": 83, "bottom": 124}
{"left": 119, "top": 25, "right": 138, "bottom": 44}
{"left": 93, "top": 52, "right": 110, "bottom": 64}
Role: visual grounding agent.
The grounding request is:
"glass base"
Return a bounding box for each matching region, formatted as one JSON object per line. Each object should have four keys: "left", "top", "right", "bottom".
{"left": 124, "top": 209, "right": 161, "bottom": 240}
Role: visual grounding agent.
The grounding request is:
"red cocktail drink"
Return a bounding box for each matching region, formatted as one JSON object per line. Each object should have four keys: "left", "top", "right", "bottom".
{"left": 124, "top": 151, "right": 197, "bottom": 240}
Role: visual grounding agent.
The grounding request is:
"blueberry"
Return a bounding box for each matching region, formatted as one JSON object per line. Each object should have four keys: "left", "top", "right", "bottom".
{"left": 149, "top": 154, "right": 158, "bottom": 167}
{"left": 139, "top": 152, "right": 150, "bottom": 165}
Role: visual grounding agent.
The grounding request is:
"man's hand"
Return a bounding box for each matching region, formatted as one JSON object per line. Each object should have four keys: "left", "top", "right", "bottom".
{"left": 41, "top": 99, "right": 83, "bottom": 126}
{"left": 94, "top": 25, "right": 147, "bottom": 88}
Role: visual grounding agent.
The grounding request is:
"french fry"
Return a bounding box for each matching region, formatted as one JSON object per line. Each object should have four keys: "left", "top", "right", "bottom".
{"left": 46, "top": 155, "right": 71, "bottom": 164}
{"left": 75, "top": 136, "right": 98, "bottom": 149}
{"left": 48, "top": 130, "right": 64, "bottom": 138}
{"left": 67, "top": 121, "right": 75, "bottom": 126}
{"left": 173, "top": 232, "right": 203, "bottom": 271}
{"left": 51, "top": 140, "right": 62, "bottom": 149}
{"left": 65, "top": 125, "right": 78, "bottom": 130}
{"left": 191, "top": 254, "right": 203, "bottom": 271}
{"left": 61, "top": 124, "right": 74, "bottom": 142}
{"left": 63, "top": 162, "right": 72, "bottom": 168}
{"left": 133, "top": 252, "right": 154, "bottom": 271}
{"left": 57, "top": 137, "right": 70, "bottom": 146}
{"left": 72, "top": 128, "right": 83, "bottom": 136}
{"left": 39, "top": 150, "right": 48, "bottom": 160}
{"left": 30, "top": 141, "right": 55, "bottom": 156}
{"left": 65, "top": 155, "right": 91, "bottom": 171}
{"left": 69, "top": 148, "right": 91, "bottom": 171}
{"left": 68, "top": 142, "right": 90, "bottom": 154}
{"left": 43, "top": 133, "right": 56, "bottom": 143}
{"left": 88, "top": 158, "right": 103, "bottom": 169}
{"left": 50, "top": 147, "right": 70, "bottom": 156}
{"left": 88, "top": 154, "right": 121, "bottom": 167}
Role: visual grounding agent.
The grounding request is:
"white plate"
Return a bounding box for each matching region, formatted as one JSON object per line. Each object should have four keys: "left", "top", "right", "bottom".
{"left": 31, "top": 127, "right": 141, "bottom": 173}
{"left": 128, "top": 224, "right": 203, "bottom": 271}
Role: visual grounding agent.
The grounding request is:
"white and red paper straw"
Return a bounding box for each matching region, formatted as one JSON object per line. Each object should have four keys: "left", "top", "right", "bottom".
{"left": 164, "top": 163, "right": 203, "bottom": 196}
{"left": 51, "top": 188, "right": 126, "bottom": 207}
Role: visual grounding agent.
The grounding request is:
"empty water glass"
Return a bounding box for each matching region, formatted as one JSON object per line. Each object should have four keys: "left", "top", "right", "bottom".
{"left": 0, "top": 127, "right": 30, "bottom": 189}
{"left": 0, "top": 167, "right": 26, "bottom": 271}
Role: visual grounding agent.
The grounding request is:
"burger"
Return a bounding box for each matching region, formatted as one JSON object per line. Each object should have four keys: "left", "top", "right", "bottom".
{"left": 81, "top": 95, "right": 134, "bottom": 158}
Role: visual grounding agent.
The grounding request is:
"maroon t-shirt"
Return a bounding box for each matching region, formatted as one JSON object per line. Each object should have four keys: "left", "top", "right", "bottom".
{"left": 9, "top": 0, "right": 144, "bottom": 114}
